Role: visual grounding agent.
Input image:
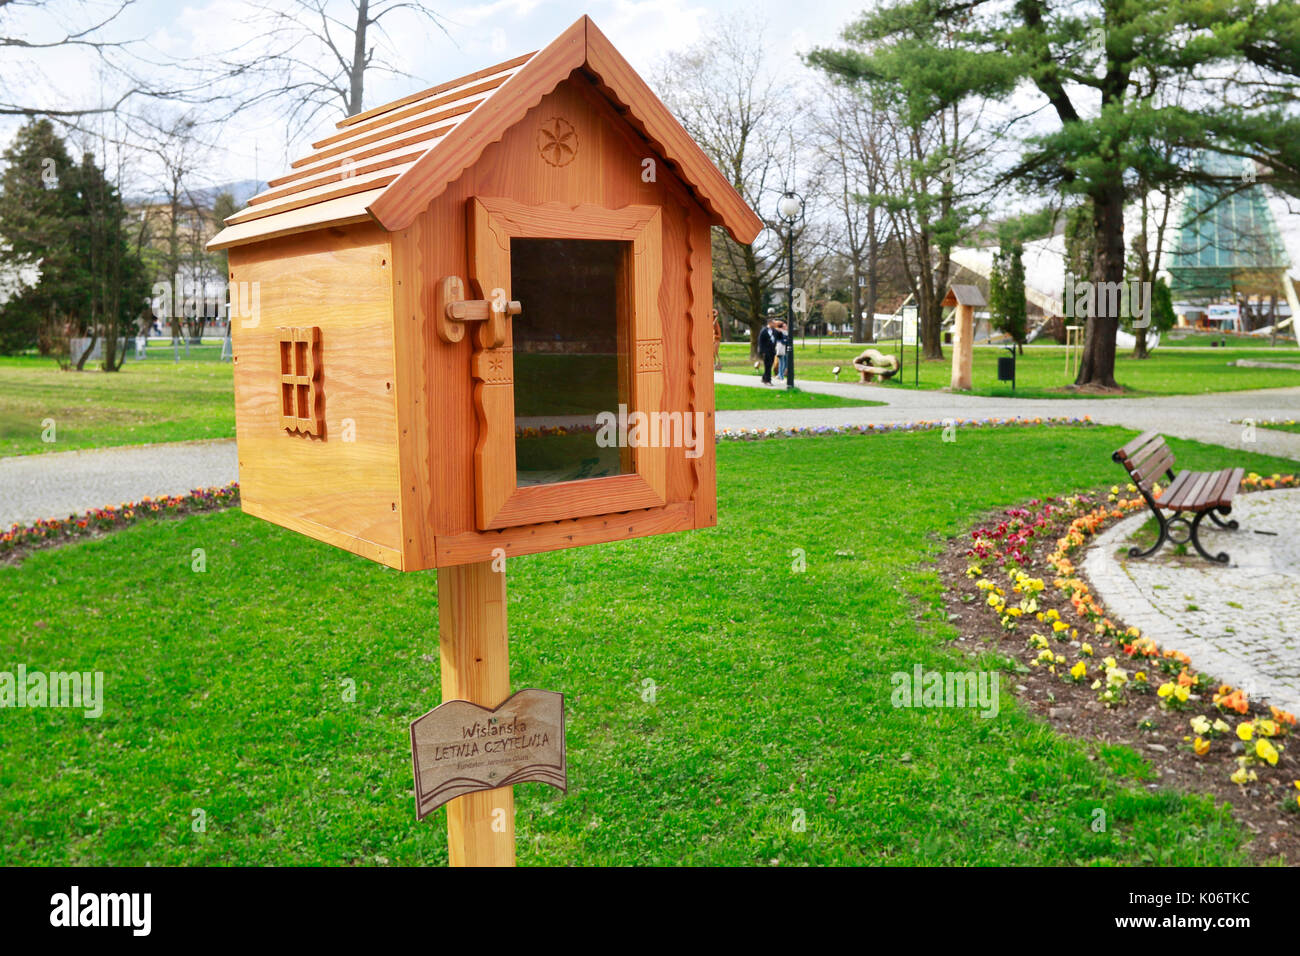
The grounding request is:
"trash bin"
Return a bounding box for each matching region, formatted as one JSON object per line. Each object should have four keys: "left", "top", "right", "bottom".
{"left": 997, "top": 351, "right": 1016, "bottom": 391}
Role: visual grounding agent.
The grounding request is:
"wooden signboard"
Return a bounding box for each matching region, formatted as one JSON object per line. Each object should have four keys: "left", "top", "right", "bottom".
{"left": 411, "top": 688, "right": 566, "bottom": 820}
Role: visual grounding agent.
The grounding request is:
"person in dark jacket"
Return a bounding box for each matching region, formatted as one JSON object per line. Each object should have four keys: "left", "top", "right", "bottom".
{"left": 757, "top": 318, "right": 779, "bottom": 384}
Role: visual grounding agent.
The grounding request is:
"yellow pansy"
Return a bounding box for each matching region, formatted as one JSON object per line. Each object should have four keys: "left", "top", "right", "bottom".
{"left": 1070, "top": 661, "right": 1087, "bottom": 680}
{"left": 1256, "top": 738, "right": 1279, "bottom": 766}
{"left": 1193, "top": 737, "right": 1210, "bottom": 756}
{"left": 1190, "top": 716, "right": 1211, "bottom": 735}
{"left": 1237, "top": 722, "right": 1254, "bottom": 741}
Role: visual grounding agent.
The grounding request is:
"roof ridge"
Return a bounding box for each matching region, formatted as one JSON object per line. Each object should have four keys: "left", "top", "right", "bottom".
{"left": 335, "top": 50, "right": 536, "bottom": 131}
{"left": 209, "top": 16, "right": 761, "bottom": 251}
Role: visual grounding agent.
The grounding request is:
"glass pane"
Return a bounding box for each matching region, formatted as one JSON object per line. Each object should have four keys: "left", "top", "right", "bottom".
{"left": 510, "top": 238, "right": 630, "bottom": 487}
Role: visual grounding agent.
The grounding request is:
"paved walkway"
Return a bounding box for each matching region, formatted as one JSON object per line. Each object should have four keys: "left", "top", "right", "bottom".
{"left": 0, "top": 440, "right": 239, "bottom": 527}
{"left": 716, "top": 373, "right": 1300, "bottom": 461}
{"left": 1084, "top": 488, "right": 1300, "bottom": 714}
{"left": 2, "top": 377, "right": 1298, "bottom": 527}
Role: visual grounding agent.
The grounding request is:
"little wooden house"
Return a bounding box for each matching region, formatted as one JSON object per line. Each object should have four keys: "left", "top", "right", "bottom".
{"left": 209, "top": 15, "right": 762, "bottom": 570}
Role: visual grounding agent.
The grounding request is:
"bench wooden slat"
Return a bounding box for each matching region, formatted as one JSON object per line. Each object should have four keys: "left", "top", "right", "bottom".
{"left": 1127, "top": 436, "right": 1169, "bottom": 473}
{"left": 1203, "top": 469, "right": 1234, "bottom": 509}
{"left": 1211, "top": 468, "right": 1245, "bottom": 508}
{"left": 1131, "top": 448, "right": 1175, "bottom": 487}
{"left": 1157, "top": 470, "right": 1192, "bottom": 507}
{"left": 1115, "top": 431, "right": 1161, "bottom": 462}
{"left": 1172, "top": 471, "right": 1215, "bottom": 511}
{"left": 1162, "top": 470, "right": 1201, "bottom": 510}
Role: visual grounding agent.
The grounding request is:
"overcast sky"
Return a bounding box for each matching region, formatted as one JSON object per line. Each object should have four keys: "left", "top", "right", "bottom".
{"left": 1, "top": 0, "right": 873, "bottom": 190}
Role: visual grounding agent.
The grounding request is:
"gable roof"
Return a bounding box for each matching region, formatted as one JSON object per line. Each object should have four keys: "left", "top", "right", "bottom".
{"left": 209, "top": 16, "right": 762, "bottom": 250}
{"left": 942, "top": 284, "right": 986, "bottom": 308}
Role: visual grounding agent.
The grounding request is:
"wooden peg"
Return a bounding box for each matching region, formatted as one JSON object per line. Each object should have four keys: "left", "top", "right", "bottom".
{"left": 436, "top": 275, "right": 521, "bottom": 348}
{"left": 435, "top": 275, "right": 468, "bottom": 344}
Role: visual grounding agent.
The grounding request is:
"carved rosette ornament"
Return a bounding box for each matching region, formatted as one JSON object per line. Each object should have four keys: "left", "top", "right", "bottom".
{"left": 537, "top": 117, "right": 578, "bottom": 167}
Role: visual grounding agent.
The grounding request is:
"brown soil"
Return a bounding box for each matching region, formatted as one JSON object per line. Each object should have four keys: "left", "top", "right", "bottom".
{"left": 937, "top": 499, "right": 1300, "bottom": 865}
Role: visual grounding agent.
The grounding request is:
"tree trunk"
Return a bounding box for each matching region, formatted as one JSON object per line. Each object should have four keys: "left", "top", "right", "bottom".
{"left": 864, "top": 265, "right": 878, "bottom": 344}
{"left": 348, "top": 0, "right": 369, "bottom": 116}
{"left": 1133, "top": 327, "right": 1149, "bottom": 360}
{"left": 851, "top": 263, "right": 864, "bottom": 343}
{"left": 1075, "top": 185, "right": 1124, "bottom": 389}
{"left": 75, "top": 330, "right": 97, "bottom": 371}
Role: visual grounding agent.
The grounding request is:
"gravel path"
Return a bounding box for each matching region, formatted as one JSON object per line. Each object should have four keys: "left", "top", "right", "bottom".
{"left": 1084, "top": 488, "right": 1300, "bottom": 714}
{"left": 0, "top": 440, "right": 239, "bottom": 527}
{"left": 715, "top": 373, "right": 1300, "bottom": 461}
{"left": 2, "top": 377, "right": 1298, "bottom": 527}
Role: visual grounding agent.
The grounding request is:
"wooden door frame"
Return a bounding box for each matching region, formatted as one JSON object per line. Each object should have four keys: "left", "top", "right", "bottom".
{"left": 467, "top": 196, "right": 667, "bottom": 530}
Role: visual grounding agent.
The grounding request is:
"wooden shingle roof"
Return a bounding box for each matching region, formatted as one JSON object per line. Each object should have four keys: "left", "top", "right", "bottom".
{"left": 942, "top": 284, "right": 987, "bottom": 308}
{"left": 210, "top": 16, "right": 762, "bottom": 250}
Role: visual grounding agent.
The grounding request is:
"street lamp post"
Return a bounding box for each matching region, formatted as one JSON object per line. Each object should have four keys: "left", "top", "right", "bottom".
{"left": 777, "top": 189, "right": 803, "bottom": 390}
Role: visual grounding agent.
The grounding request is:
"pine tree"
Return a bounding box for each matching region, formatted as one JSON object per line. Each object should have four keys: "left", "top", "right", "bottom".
{"left": 0, "top": 120, "right": 78, "bottom": 354}
{"left": 989, "top": 239, "right": 1028, "bottom": 352}
{"left": 812, "top": 0, "right": 1300, "bottom": 388}
{"left": 65, "top": 151, "right": 149, "bottom": 370}
{"left": 1004, "top": 241, "right": 1028, "bottom": 353}
{"left": 0, "top": 121, "right": 147, "bottom": 366}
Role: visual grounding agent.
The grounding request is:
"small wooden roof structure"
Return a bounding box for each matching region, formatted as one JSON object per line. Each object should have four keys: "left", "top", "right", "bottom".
{"left": 210, "top": 15, "right": 762, "bottom": 251}
{"left": 942, "top": 284, "right": 987, "bottom": 308}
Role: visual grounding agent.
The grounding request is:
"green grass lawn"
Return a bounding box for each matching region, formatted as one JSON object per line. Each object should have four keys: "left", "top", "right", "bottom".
{"left": 712, "top": 383, "right": 881, "bottom": 410}
{"left": 2, "top": 425, "right": 1293, "bottom": 865}
{"left": 0, "top": 353, "right": 236, "bottom": 457}
{"left": 719, "top": 341, "right": 1300, "bottom": 398}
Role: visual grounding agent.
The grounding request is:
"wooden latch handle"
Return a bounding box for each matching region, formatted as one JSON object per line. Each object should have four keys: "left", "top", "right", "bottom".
{"left": 435, "top": 275, "right": 521, "bottom": 347}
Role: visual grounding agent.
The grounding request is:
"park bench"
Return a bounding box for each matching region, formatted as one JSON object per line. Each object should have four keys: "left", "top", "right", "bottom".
{"left": 1112, "top": 432, "right": 1243, "bottom": 564}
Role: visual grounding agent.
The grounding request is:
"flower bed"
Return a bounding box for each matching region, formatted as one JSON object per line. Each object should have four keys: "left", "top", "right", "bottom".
{"left": 718, "top": 415, "right": 1095, "bottom": 442}
{"left": 943, "top": 472, "right": 1300, "bottom": 857}
{"left": 1, "top": 483, "right": 240, "bottom": 563}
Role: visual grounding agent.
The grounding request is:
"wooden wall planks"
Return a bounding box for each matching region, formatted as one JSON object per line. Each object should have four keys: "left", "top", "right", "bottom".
{"left": 229, "top": 223, "right": 405, "bottom": 563}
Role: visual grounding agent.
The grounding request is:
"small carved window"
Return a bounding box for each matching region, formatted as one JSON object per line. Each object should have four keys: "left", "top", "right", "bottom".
{"left": 277, "top": 326, "right": 322, "bottom": 436}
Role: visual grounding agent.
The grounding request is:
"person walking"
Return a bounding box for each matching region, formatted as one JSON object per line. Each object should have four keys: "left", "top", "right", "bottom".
{"left": 775, "top": 320, "right": 789, "bottom": 381}
{"left": 757, "top": 318, "right": 779, "bottom": 385}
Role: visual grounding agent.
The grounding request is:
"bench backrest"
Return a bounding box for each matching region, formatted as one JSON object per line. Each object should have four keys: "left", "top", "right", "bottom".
{"left": 1112, "top": 431, "right": 1175, "bottom": 493}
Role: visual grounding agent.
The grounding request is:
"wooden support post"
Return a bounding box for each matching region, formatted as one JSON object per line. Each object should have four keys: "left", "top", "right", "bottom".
{"left": 437, "top": 559, "right": 515, "bottom": 867}
{"left": 950, "top": 303, "right": 974, "bottom": 390}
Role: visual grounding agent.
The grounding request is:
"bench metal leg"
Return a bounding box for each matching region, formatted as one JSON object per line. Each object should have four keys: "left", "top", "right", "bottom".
{"left": 1189, "top": 510, "right": 1230, "bottom": 564}
{"left": 1128, "top": 510, "right": 1169, "bottom": 559}
{"left": 1207, "top": 505, "right": 1238, "bottom": 531}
